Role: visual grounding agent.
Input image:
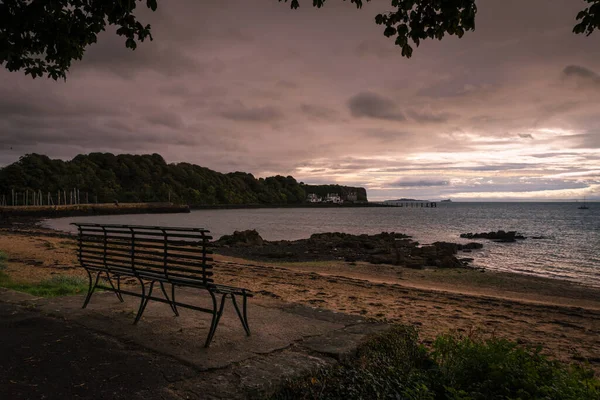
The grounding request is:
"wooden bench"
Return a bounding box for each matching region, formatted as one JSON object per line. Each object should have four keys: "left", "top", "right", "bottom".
{"left": 72, "top": 223, "right": 252, "bottom": 347}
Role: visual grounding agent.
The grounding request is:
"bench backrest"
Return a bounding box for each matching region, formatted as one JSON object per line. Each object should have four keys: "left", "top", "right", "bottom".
{"left": 73, "top": 223, "right": 213, "bottom": 286}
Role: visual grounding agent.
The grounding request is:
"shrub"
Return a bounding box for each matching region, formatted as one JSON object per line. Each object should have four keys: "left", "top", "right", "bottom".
{"left": 269, "top": 326, "right": 600, "bottom": 400}
{"left": 431, "top": 333, "right": 600, "bottom": 400}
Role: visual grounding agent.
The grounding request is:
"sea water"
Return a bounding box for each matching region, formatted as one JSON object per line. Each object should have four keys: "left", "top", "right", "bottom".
{"left": 44, "top": 203, "right": 600, "bottom": 287}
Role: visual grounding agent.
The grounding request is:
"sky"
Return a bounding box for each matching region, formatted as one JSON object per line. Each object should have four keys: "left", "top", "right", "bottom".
{"left": 1, "top": 0, "right": 600, "bottom": 201}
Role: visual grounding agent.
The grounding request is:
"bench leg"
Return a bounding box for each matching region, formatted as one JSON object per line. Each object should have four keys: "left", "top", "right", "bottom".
{"left": 231, "top": 294, "right": 251, "bottom": 336}
{"left": 159, "top": 281, "right": 179, "bottom": 317}
{"left": 133, "top": 280, "right": 155, "bottom": 325}
{"left": 82, "top": 270, "right": 101, "bottom": 309}
{"left": 106, "top": 273, "right": 124, "bottom": 303}
{"left": 205, "top": 292, "right": 227, "bottom": 348}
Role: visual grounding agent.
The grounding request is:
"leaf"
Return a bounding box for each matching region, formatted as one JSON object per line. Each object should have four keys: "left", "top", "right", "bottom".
{"left": 146, "top": 0, "right": 158, "bottom": 11}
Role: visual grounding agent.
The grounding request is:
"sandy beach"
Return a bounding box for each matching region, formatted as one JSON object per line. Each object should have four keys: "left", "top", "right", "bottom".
{"left": 1, "top": 229, "right": 599, "bottom": 372}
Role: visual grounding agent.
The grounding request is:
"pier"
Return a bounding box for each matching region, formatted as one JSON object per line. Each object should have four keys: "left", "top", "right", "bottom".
{"left": 379, "top": 200, "right": 438, "bottom": 208}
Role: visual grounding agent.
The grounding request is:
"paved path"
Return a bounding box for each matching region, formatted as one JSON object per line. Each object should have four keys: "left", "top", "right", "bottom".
{"left": 0, "top": 288, "right": 388, "bottom": 399}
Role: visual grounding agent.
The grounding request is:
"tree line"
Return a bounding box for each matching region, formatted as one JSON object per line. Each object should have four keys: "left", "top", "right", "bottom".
{"left": 0, "top": 153, "right": 367, "bottom": 206}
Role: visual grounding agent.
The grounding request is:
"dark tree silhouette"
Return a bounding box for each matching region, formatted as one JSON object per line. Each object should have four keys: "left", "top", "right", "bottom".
{"left": 0, "top": 153, "right": 368, "bottom": 205}
{"left": 1, "top": 0, "right": 599, "bottom": 80}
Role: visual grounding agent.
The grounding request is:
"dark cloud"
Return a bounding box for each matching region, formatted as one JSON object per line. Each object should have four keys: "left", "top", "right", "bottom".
{"left": 348, "top": 92, "right": 405, "bottom": 121}
{"left": 562, "top": 65, "right": 600, "bottom": 86}
{"left": 300, "top": 104, "right": 338, "bottom": 120}
{"left": 408, "top": 110, "right": 454, "bottom": 123}
{"left": 219, "top": 103, "right": 283, "bottom": 122}
{"left": 389, "top": 179, "right": 450, "bottom": 188}
{"left": 518, "top": 133, "right": 534, "bottom": 139}
{"left": 145, "top": 112, "right": 185, "bottom": 130}
{"left": 0, "top": 127, "right": 198, "bottom": 148}
{"left": 276, "top": 80, "right": 298, "bottom": 89}
{"left": 77, "top": 35, "right": 204, "bottom": 78}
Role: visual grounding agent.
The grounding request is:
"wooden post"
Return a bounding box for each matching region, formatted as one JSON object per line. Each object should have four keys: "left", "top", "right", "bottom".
{"left": 11, "top": 189, "right": 14, "bottom": 206}
{"left": 86, "top": 192, "right": 89, "bottom": 204}
{"left": 63, "top": 190, "right": 66, "bottom": 205}
{"left": 26, "top": 190, "right": 28, "bottom": 206}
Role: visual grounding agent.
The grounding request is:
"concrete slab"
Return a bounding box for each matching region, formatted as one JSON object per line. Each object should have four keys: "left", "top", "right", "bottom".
{"left": 1, "top": 287, "right": 391, "bottom": 399}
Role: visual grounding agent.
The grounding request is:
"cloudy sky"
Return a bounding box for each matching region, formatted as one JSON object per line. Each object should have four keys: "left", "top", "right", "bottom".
{"left": 1, "top": 0, "right": 600, "bottom": 201}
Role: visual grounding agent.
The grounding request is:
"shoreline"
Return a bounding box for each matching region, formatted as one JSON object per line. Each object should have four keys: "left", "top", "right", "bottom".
{"left": 0, "top": 229, "right": 598, "bottom": 372}
{"left": 5, "top": 216, "right": 600, "bottom": 291}
{"left": 0, "top": 202, "right": 190, "bottom": 219}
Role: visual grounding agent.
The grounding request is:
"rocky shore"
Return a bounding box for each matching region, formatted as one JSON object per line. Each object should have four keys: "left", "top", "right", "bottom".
{"left": 460, "top": 230, "right": 526, "bottom": 242}
{"left": 214, "top": 230, "right": 483, "bottom": 269}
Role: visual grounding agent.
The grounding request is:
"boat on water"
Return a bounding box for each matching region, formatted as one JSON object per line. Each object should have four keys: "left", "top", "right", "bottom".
{"left": 441, "top": 199, "right": 452, "bottom": 203}
{"left": 578, "top": 197, "right": 589, "bottom": 210}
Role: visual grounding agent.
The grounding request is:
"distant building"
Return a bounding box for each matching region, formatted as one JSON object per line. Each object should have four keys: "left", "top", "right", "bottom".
{"left": 307, "top": 193, "right": 322, "bottom": 203}
{"left": 326, "top": 193, "right": 343, "bottom": 204}
{"left": 346, "top": 192, "right": 358, "bottom": 202}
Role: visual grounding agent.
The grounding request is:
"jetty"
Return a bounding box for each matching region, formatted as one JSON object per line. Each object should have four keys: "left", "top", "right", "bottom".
{"left": 378, "top": 199, "right": 438, "bottom": 208}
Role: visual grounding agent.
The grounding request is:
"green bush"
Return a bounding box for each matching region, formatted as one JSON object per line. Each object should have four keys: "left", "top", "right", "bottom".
{"left": 431, "top": 333, "right": 599, "bottom": 400}
{"left": 270, "top": 327, "right": 600, "bottom": 400}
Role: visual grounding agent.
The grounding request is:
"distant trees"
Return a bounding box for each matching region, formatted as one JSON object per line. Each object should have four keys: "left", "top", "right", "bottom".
{"left": 0, "top": 153, "right": 367, "bottom": 206}
{"left": 2, "top": 0, "right": 598, "bottom": 79}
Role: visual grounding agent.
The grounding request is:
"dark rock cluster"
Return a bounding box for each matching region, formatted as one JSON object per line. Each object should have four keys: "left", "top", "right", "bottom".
{"left": 216, "top": 229, "right": 264, "bottom": 247}
{"left": 214, "top": 230, "right": 483, "bottom": 269}
{"left": 460, "top": 230, "right": 526, "bottom": 242}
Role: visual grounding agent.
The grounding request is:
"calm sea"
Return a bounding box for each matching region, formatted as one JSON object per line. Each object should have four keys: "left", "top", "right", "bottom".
{"left": 44, "top": 203, "right": 600, "bottom": 288}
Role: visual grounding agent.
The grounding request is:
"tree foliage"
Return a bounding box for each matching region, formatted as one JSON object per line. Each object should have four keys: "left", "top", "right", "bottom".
{"left": 0, "top": 0, "right": 155, "bottom": 79}
{"left": 0, "top": 153, "right": 367, "bottom": 205}
{"left": 1, "top": 0, "right": 599, "bottom": 79}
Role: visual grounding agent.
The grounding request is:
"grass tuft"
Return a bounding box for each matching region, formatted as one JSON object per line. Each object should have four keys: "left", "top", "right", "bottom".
{"left": 0, "top": 251, "right": 88, "bottom": 297}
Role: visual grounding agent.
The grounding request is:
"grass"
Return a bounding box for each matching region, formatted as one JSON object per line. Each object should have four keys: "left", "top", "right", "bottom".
{"left": 270, "top": 326, "right": 600, "bottom": 400}
{"left": 0, "top": 250, "right": 88, "bottom": 297}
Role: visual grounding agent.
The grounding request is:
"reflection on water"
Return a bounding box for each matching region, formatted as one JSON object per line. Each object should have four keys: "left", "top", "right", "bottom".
{"left": 45, "top": 203, "right": 600, "bottom": 287}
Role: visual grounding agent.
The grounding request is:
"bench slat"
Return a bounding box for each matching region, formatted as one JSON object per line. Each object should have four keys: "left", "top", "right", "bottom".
{"left": 79, "top": 254, "right": 214, "bottom": 277}
{"left": 79, "top": 228, "right": 212, "bottom": 240}
{"left": 79, "top": 260, "right": 215, "bottom": 284}
{"left": 79, "top": 234, "right": 210, "bottom": 247}
{"left": 74, "top": 223, "right": 210, "bottom": 233}
{"left": 80, "top": 250, "right": 214, "bottom": 270}
{"left": 80, "top": 240, "right": 213, "bottom": 255}
{"left": 79, "top": 243, "right": 214, "bottom": 258}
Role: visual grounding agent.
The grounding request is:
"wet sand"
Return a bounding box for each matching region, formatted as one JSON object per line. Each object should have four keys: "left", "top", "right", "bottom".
{"left": 1, "top": 230, "right": 599, "bottom": 371}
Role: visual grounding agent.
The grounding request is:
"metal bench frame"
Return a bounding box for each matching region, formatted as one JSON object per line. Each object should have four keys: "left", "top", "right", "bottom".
{"left": 72, "top": 223, "right": 252, "bottom": 347}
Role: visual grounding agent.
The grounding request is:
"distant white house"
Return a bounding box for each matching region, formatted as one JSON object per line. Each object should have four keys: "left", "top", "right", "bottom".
{"left": 346, "top": 192, "right": 358, "bottom": 202}
{"left": 307, "top": 193, "right": 322, "bottom": 203}
{"left": 326, "top": 193, "right": 343, "bottom": 204}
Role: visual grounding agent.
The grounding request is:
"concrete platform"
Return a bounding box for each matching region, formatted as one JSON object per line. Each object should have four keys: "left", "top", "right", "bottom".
{"left": 0, "top": 287, "right": 389, "bottom": 399}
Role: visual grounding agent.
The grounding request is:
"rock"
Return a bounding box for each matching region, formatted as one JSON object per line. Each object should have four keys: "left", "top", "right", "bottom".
{"left": 460, "top": 242, "right": 484, "bottom": 250}
{"left": 215, "top": 230, "right": 469, "bottom": 270}
{"left": 438, "top": 256, "right": 464, "bottom": 269}
{"left": 460, "top": 230, "right": 525, "bottom": 242}
{"left": 216, "top": 230, "right": 264, "bottom": 247}
{"left": 432, "top": 242, "right": 459, "bottom": 256}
